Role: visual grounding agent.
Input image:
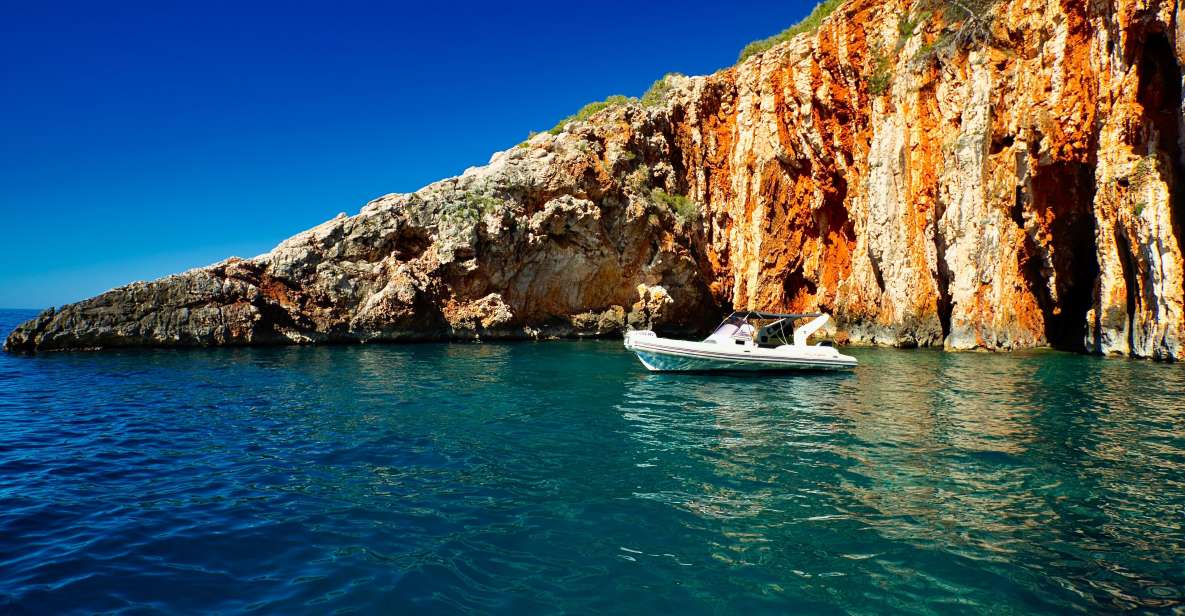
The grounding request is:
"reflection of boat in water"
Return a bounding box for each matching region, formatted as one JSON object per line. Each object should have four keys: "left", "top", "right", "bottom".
{"left": 624, "top": 311, "right": 858, "bottom": 372}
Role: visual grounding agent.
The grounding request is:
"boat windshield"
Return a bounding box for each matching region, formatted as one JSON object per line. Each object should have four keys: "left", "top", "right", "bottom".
{"left": 710, "top": 317, "right": 739, "bottom": 336}
{"left": 710, "top": 315, "right": 753, "bottom": 338}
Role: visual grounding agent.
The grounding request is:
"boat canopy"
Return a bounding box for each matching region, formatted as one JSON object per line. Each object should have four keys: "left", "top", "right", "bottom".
{"left": 709, "top": 311, "right": 828, "bottom": 346}
{"left": 712, "top": 311, "right": 821, "bottom": 334}
{"left": 726, "top": 311, "right": 823, "bottom": 321}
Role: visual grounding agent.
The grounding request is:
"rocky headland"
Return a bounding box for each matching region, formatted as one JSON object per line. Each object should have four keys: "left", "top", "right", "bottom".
{"left": 6, "top": 0, "right": 1185, "bottom": 359}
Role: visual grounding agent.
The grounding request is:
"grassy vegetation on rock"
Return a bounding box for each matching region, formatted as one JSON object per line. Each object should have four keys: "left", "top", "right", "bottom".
{"left": 626, "top": 165, "right": 651, "bottom": 193}
{"left": 910, "top": 0, "right": 1001, "bottom": 65}
{"left": 736, "top": 0, "right": 845, "bottom": 63}
{"left": 641, "top": 73, "right": 684, "bottom": 107}
{"left": 1133, "top": 154, "right": 1158, "bottom": 183}
{"left": 897, "top": 10, "right": 932, "bottom": 42}
{"left": 651, "top": 189, "right": 698, "bottom": 223}
{"left": 548, "top": 95, "right": 637, "bottom": 135}
{"left": 868, "top": 46, "right": 893, "bottom": 96}
{"left": 442, "top": 190, "right": 506, "bottom": 225}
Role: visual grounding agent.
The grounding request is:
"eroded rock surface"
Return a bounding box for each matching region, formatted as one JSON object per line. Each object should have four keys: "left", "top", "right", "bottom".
{"left": 7, "top": 0, "right": 1185, "bottom": 358}
{"left": 5, "top": 129, "right": 718, "bottom": 351}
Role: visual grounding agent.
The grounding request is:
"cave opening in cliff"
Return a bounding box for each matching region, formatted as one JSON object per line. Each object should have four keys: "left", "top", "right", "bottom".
{"left": 1025, "top": 162, "right": 1101, "bottom": 352}
{"left": 1137, "top": 31, "right": 1185, "bottom": 293}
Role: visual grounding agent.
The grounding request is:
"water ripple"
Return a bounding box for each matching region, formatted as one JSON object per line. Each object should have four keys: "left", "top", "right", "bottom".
{"left": 1, "top": 310, "right": 1183, "bottom": 613}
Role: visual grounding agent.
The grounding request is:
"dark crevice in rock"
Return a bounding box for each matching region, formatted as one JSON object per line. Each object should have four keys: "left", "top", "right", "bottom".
{"left": 1010, "top": 186, "right": 1026, "bottom": 227}
{"left": 933, "top": 199, "right": 953, "bottom": 341}
{"left": 1026, "top": 161, "right": 1100, "bottom": 351}
{"left": 1136, "top": 31, "right": 1185, "bottom": 295}
{"left": 990, "top": 133, "right": 1015, "bottom": 155}
{"left": 1114, "top": 227, "right": 1140, "bottom": 352}
{"left": 868, "top": 253, "right": 886, "bottom": 294}
{"left": 782, "top": 269, "right": 818, "bottom": 311}
{"left": 663, "top": 102, "right": 689, "bottom": 184}
{"left": 394, "top": 228, "right": 433, "bottom": 261}
{"left": 820, "top": 172, "right": 854, "bottom": 242}
{"left": 1014, "top": 187, "right": 1056, "bottom": 341}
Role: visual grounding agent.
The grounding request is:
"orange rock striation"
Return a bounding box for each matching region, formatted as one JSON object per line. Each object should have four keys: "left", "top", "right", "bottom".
{"left": 665, "top": 0, "right": 1185, "bottom": 358}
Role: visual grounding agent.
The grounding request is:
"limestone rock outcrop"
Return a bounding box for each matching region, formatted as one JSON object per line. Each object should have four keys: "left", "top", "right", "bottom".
{"left": 7, "top": 0, "right": 1185, "bottom": 359}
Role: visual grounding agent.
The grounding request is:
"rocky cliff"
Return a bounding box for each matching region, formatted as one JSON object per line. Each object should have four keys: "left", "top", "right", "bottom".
{"left": 7, "top": 0, "right": 1185, "bottom": 359}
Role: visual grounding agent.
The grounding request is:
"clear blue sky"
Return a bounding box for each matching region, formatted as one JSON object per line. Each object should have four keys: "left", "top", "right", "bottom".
{"left": 1, "top": 0, "right": 819, "bottom": 309}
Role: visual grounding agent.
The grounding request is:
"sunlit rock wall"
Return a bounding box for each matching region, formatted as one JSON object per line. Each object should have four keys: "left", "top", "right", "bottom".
{"left": 7, "top": 0, "right": 1184, "bottom": 359}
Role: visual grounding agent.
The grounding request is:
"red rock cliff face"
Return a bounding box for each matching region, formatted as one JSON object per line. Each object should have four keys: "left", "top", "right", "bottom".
{"left": 6, "top": 0, "right": 1185, "bottom": 359}
{"left": 665, "top": 0, "right": 1185, "bottom": 359}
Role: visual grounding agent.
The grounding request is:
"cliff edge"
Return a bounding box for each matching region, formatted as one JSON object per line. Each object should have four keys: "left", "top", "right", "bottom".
{"left": 7, "top": 0, "right": 1185, "bottom": 359}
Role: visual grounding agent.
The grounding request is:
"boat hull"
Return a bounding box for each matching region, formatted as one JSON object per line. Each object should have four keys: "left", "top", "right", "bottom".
{"left": 625, "top": 332, "right": 857, "bottom": 372}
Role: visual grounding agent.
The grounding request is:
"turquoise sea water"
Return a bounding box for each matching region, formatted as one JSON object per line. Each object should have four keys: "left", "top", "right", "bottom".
{"left": 1, "top": 307, "right": 1183, "bottom": 614}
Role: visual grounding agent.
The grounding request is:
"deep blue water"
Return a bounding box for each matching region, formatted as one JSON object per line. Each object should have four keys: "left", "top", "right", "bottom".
{"left": 1, "top": 307, "right": 1184, "bottom": 614}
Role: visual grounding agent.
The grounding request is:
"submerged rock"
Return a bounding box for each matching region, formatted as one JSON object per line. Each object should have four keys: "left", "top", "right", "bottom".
{"left": 7, "top": 0, "right": 1185, "bottom": 359}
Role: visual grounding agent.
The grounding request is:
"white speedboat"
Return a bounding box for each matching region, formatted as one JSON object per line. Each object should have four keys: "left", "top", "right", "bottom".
{"left": 624, "top": 311, "right": 857, "bottom": 372}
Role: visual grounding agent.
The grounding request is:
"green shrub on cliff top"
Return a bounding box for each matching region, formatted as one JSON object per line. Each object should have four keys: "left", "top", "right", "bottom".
{"left": 641, "top": 73, "right": 685, "bottom": 107}
{"left": 737, "top": 0, "right": 845, "bottom": 63}
{"left": 539, "top": 74, "right": 683, "bottom": 138}
{"left": 548, "top": 95, "right": 637, "bottom": 135}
